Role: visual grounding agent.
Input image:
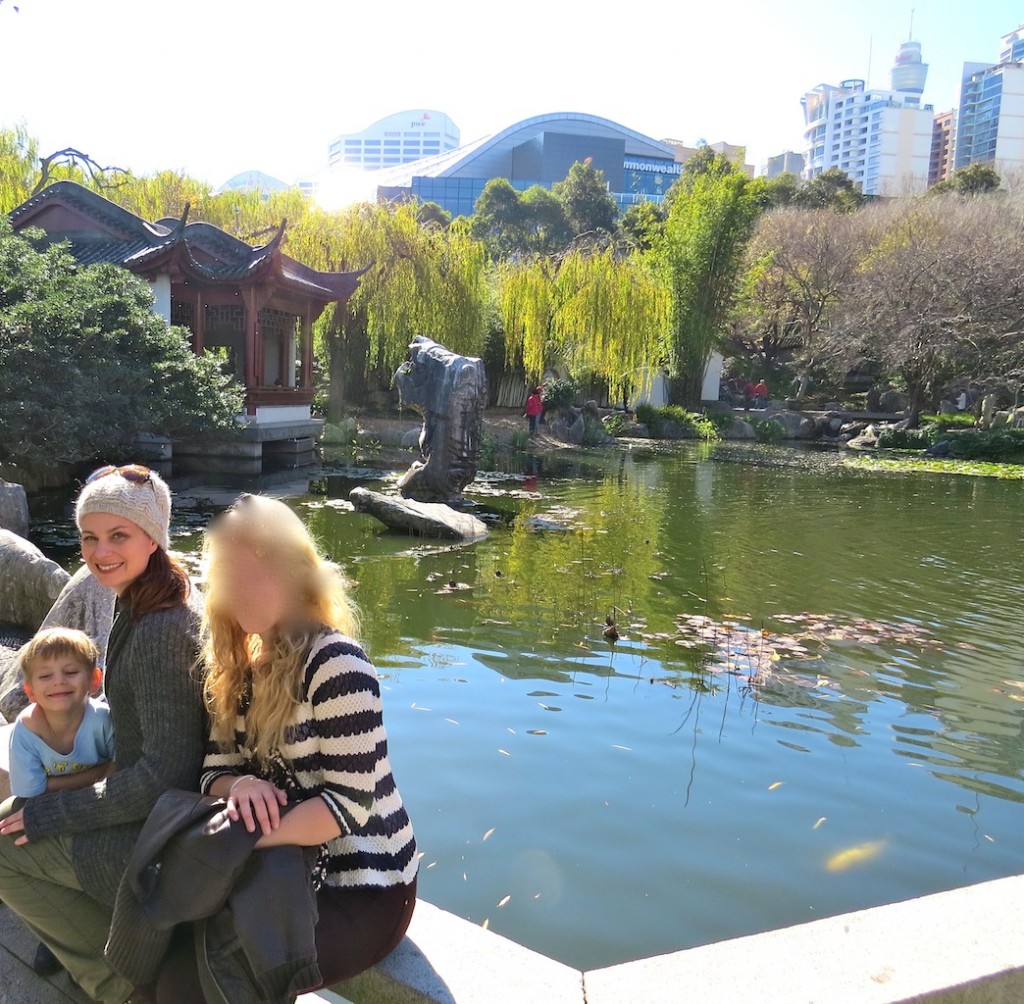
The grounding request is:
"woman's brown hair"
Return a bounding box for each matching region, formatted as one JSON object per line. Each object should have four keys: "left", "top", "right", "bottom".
{"left": 122, "top": 546, "right": 190, "bottom": 621}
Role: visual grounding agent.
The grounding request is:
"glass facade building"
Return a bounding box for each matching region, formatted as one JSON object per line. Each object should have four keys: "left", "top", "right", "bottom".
{"left": 372, "top": 113, "right": 680, "bottom": 218}
{"left": 955, "top": 26, "right": 1024, "bottom": 174}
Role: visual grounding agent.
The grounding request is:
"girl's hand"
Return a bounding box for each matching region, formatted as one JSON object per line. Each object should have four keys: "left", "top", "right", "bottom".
{"left": 226, "top": 775, "right": 288, "bottom": 836}
{"left": 0, "top": 809, "right": 28, "bottom": 846}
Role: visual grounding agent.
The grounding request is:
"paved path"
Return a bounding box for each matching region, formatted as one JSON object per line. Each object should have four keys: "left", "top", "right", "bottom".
{"left": 0, "top": 902, "right": 91, "bottom": 1003}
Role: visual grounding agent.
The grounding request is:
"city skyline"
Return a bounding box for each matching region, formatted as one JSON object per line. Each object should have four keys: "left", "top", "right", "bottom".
{"left": 1, "top": 0, "right": 1021, "bottom": 198}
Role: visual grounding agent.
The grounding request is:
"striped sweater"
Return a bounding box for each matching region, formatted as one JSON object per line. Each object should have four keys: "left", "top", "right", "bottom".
{"left": 200, "top": 632, "right": 417, "bottom": 890}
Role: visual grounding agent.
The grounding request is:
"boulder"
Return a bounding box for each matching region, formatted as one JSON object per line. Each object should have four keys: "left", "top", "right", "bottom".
{"left": 768, "top": 411, "right": 818, "bottom": 439}
{"left": 40, "top": 565, "right": 115, "bottom": 659}
{"left": 320, "top": 418, "right": 358, "bottom": 445}
{"left": 1012, "top": 408, "right": 1024, "bottom": 430}
{"left": 0, "top": 530, "right": 69, "bottom": 634}
{"left": 350, "top": 487, "right": 488, "bottom": 540}
{"left": 400, "top": 428, "right": 422, "bottom": 449}
{"left": 938, "top": 399, "right": 957, "bottom": 415}
{"left": 879, "top": 389, "right": 909, "bottom": 413}
{"left": 729, "top": 420, "right": 756, "bottom": 440}
{"left": 0, "top": 531, "right": 75, "bottom": 721}
{"left": 0, "top": 481, "right": 29, "bottom": 539}
{"left": 980, "top": 393, "right": 1000, "bottom": 429}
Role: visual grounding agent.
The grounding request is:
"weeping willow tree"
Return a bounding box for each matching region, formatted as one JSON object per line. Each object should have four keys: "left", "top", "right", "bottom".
{"left": 498, "top": 247, "right": 668, "bottom": 402}
{"left": 286, "top": 201, "right": 490, "bottom": 421}
{"left": 656, "top": 169, "right": 764, "bottom": 407}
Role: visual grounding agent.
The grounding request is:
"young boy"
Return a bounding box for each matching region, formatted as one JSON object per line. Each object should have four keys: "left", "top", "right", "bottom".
{"left": 6, "top": 627, "right": 115, "bottom": 801}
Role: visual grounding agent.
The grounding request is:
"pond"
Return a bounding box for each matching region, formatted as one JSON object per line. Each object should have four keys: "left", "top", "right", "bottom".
{"left": 29, "top": 441, "right": 1024, "bottom": 972}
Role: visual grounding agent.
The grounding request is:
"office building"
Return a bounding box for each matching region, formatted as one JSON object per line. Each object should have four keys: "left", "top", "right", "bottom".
{"left": 661, "top": 140, "right": 754, "bottom": 177}
{"left": 801, "top": 40, "right": 933, "bottom": 196}
{"left": 372, "top": 112, "right": 682, "bottom": 219}
{"left": 764, "top": 151, "right": 805, "bottom": 179}
{"left": 954, "top": 25, "right": 1024, "bottom": 174}
{"left": 327, "top": 111, "right": 460, "bottom": 170}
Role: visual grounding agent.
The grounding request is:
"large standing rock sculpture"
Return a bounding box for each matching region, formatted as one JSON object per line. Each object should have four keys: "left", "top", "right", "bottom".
{"left": 393, "top": 335, "right": 487, "bottom": 502}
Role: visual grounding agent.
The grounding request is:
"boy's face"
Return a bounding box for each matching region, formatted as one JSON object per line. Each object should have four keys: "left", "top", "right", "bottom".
{"left": 23, "top": 656, "right": 97, "bottom": 715}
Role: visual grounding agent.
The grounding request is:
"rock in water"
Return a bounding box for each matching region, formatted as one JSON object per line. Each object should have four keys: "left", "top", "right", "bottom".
{"left": 350, "top": 487, "right": 487, "bottom": 540}
{"left": 393, "top": 336, "right": 487, "bottom": 502}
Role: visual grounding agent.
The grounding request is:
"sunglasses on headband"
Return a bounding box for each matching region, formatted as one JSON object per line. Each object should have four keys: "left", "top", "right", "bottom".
{"left": 85, "top": 464, "right": 153, "bottom": 486}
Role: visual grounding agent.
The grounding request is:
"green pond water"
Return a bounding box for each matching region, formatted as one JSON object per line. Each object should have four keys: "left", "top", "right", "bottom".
{"left": 31, "top": 442, "right": 1024, "bottom": 971}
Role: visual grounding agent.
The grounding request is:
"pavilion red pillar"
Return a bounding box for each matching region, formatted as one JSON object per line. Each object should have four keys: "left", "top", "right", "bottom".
{"left": 243, "top": 287, "right": 258, "bottom": 416}
{"left": 192, "top": 290, "right": 205, "bottom": 354}
{"left": 301, "top": 311, "right": 313, "bottom": 389}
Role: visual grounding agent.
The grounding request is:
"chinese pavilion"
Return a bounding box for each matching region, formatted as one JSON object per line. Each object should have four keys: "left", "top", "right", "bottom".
{"left": 9, "top": 182, "right": 365, "bottom": 438}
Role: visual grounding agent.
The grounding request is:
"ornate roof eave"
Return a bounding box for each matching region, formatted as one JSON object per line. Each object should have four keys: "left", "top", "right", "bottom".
{"left": 8, "top": 180, "right": 170, "bottom": 240}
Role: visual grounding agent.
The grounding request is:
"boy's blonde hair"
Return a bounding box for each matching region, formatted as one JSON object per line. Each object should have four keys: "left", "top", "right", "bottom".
{"left": 201, "top": 493, "right": 359, "bottom": 760}
{"left": 18, "top": 627, "right": 99, "bottom": 681}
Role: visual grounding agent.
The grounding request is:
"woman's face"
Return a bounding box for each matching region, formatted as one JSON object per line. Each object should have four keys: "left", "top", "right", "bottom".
{"left": 217, "top": 541, "right": 291, "bottom": 639}
{"left": 79, "top": 512, "right": 158, "bottom": 595}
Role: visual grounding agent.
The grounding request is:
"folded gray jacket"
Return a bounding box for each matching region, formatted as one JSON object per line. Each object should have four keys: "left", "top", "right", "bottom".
{"left": 105, "top": 788, "right": 321, "bottom": 1002}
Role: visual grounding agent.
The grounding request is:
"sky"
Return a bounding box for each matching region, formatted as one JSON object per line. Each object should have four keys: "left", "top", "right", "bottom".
{"left": 1, "top": 0, "right": 1022, "bottom": 202}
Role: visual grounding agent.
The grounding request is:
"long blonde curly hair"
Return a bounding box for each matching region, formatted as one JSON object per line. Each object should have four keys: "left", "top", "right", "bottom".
{"left": 201, "top": 493, "right": 359, "bottom": 758}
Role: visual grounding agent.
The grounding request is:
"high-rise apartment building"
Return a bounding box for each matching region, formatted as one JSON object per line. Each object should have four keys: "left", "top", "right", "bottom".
{"left": 801, "top": 40, "right": 933, "bottom": 196}
{"left": 929, "top": 110, "right": 955, "bottom": 186}
{"left": 327, "top": 110, "right": 460, "bottom": 170}
{"left": 954, "top": 25, "right": 1024, "bottom": 174}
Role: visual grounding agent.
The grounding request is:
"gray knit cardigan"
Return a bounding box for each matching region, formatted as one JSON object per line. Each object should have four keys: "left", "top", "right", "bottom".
{"left": 22, "top": 594, "right": 206, "bottom": 905}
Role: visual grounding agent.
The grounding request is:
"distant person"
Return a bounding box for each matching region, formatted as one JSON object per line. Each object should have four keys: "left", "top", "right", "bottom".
{"left": 753, "top": 379, "right": 768, "bottom": 409}
{"left": 525, "top": 386, "right": 544, "bottom": 435}
{"left": 743, "top": 381, "right": 754, "bottom": 411}
{"left": 4, "top": 628, "right": 114, "bottom": 806}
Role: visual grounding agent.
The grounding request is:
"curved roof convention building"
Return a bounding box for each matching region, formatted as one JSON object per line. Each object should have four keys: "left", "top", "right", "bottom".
{"left": 373, "top": 112, "right": 681, "bottom": 218}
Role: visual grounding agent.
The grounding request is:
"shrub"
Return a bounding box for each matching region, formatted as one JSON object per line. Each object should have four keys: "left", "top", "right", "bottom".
{"left": 753, "top": 419, "right": 784, "bottom": 444}
{"left": 603, "top": 412, "right": 628, "bottom": 436}
{"left": 945, "top": 428, "right": 1024, "bottom": 462}
{"left": 632, "top": 404, "right": 720, "bottom": 440}
{"left": 541, "top": 378, "right": 577, "bottom": 416}
{"left": 878, "top": 427, "right": 930, "bottom": 449}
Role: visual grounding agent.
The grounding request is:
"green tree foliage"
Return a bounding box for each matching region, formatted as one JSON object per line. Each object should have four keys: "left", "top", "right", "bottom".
{"left": 793, "top": 167, "right": 863, "bottom": 213}
{"left": 0, "top": 125, "right": 38, "bottom": 212}
{"left": 471, "top": 177, "right": 528, "bottom": 257}
{"left": 620, "top": 200, "right": 665, "bottom": 251}
{"left": 0, "top": 219, "right": 242, "bottom": 466}
{"left": 519, "top": 185, "right": 572, "bottom": 255}
{"left": 655, "top": 168, "right": 762, "bottom": 407}
{"left": 929, "top": 162, "right": 1001, "bottom": 196}
{"left": 551, "top": 160, "right": 618, "bottom": 240}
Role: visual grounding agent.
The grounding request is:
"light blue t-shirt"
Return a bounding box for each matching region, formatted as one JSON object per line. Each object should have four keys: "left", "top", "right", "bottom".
{"left": 8, "top": 697, "right": 115, "bottom": 798}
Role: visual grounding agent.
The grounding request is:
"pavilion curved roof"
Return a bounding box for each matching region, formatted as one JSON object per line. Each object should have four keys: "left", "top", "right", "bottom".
{"left": 9, "top": 181, "right": 365, "bottom": 302}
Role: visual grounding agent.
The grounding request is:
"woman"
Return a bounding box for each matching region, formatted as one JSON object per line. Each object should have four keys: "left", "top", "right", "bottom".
{"left": 161, "top": 493, "right": 417, "bottom": 999}
{"left": 0, "top": 463, "right": 207, "bottom": 1004}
